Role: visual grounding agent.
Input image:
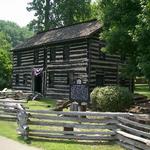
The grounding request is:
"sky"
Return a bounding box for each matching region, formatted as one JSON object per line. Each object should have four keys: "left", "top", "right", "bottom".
{"left": 0, "top": 0, "right": 34, "bottom": 27}
{"left": 0, "top": 0, "right": 95, "bottom": 27}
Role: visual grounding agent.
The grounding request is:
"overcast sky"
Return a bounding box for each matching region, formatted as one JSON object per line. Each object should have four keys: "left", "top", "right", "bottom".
{"left": 0, "top": 0, "right": 34, "bottom": 27}
{"left": 0, "top": 0, "right": 95, "bottom": 27}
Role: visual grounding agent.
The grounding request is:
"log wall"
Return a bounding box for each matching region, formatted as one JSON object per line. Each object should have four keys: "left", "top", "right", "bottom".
{"left": 12, "top": 39, "right": 89, "bottom": 99}
{"left": 12, "top": 47, "right": 45, "bottom": 93}
{"left": 12, "top": 35, "right": 132, "bottom": 100}
{"left": 46, "top": 40, "right": 88, "bottom": 99}
{"left": 88, "top": 35, "right": 131, "bottom": 92}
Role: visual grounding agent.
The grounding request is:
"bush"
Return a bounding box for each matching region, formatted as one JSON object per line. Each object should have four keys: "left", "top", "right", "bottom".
{"left": 90, "top": 86, "right": 133, "bottom": 112}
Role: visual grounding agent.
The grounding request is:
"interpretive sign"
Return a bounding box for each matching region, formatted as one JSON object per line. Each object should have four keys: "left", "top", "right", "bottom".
{"left": 70, "top": 83, "right": 89, "bottom": 102}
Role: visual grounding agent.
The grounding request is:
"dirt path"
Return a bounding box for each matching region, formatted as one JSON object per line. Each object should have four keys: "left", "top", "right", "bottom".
{"left": 0, "top": 136, "right": 41, "bottom": 150}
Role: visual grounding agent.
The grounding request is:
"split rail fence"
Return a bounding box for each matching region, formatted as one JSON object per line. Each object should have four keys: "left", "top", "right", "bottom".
{"left": 0, "top": 98, "right": 27, "bottom": 121}
{"left": 0, "top": 102, "right": 150, "bottom": 150}
{"left": 17, "top": 107, "right": 150, "bottom": 150}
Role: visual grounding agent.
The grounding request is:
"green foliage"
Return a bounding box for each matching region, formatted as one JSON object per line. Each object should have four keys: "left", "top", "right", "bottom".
{"left": 0, "top": 31, "right": 12, "bottom": 89}
{"left": 97, "top": 0, "right": 141, "bottom": 78}
{"left": 0, "top": 48, "right": 12, "bottom": 90}
{"left": 27, "top": 0, "right": 92, "bottom": 32}
{"left": 0, "top": 20, "right": 33, "bottom": 47}
{"left": 0, "top": 32, "right": 11, "bottom": 51}
{"left": 91, "top": 86, "right": 133, "bottom": 112}
{"left": 133, "top": 1, "right": 150, "bottom": 83}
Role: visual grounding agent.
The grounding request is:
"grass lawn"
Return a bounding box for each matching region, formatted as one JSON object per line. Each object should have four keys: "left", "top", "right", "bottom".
{"left": 0, "top": 99, "right": 125, "bottom": 150}
{"left": 135, "top": 84, "right": 150, "bottom": 98}
{"left": 0, "top": 121, "right": 124, "bottom": 150}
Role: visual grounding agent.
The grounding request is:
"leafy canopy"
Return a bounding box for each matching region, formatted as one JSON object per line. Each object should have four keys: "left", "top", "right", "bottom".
{"left": 0, "top": 20, "right": 33, "bottom": 47}
{"left": 0, "top": 32, "right": 12, "bottom": 89}
{"left": 27, "top": 0, "right": 92, "bottom": 32}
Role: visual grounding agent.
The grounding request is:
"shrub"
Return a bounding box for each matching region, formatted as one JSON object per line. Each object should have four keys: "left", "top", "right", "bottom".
{"left": 90, "top": 86, "right": 133, "bottom": 112}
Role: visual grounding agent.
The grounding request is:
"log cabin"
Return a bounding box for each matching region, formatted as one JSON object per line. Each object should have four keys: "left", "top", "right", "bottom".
{"left": 12, "top": 19, "right": 132, "bottom": 100}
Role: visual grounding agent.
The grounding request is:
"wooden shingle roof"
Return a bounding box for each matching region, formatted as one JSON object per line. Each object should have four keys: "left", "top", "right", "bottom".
{"left": 14, "top": 20, "right": 102, "bottom": 50}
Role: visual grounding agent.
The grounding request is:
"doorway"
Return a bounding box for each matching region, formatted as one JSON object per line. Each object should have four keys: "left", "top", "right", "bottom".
{"left": 34, "top": 74, "right": 42, "bottom": 93}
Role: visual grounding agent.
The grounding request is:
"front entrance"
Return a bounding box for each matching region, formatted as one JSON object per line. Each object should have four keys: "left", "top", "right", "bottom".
{"left": 34, "top": 74, "right": 42, "bottom": 93}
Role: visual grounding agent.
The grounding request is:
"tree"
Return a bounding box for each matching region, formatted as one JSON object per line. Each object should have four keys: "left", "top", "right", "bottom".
{"left": 0, "top": 32, "right": 12, "bottom": 89}
{"left": 0, "top": 32, "right": 11, "bottom": 51}
{"left": 98, "top": 0, "right": 141, "bottom": 78}
{"left": 0, "top": 20, "right": 33, "bottom": 47}
{"left": 134, "top": 0, "right": 150, "bottom": 88}
{"left": 27, "top": 0, "right": 92, "bottom": 32}
{"left": 0, "top": 49, "right": 12, "bottom": 90}
{"left": 54, "top": 0, "right": 91, "bottom": 26}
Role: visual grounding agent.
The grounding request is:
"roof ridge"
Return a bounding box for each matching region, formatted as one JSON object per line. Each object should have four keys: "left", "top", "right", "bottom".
{"left": 37, "top": 19, "right": 98, "bottom": 34}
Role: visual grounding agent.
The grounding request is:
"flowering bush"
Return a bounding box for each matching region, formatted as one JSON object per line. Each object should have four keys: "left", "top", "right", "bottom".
{"left": 90, "top": 86, "right": 133, "bottom": 112}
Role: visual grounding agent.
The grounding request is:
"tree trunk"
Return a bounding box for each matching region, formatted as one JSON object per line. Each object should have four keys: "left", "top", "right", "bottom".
{"left": 44, "top": 0, "right": 50, "bottom": 31}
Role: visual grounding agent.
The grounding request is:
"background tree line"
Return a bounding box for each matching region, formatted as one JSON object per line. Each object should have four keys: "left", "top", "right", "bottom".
{"left": 0, "top": 20, "right": 33, "bottom": 89}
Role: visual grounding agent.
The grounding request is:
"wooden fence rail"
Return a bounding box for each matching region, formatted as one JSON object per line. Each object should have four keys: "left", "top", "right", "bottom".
{"left": 25, "top": 110, "right": 122, "bottom": 141}
{"left": 117, "top": 115, "right": 150, "bottom": 150}
{"left": 0, "top": 102, "right": 149, "bottom": 150}
{"left": 0, "top": 99, "right": 27, "bottom": 122}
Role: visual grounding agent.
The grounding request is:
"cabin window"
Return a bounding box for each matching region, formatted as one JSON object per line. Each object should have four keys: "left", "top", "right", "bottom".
{"left": 96, "top": 74, "right": 104, "bottom": 86}
{"left": 23, "top": 74, "right": 28, "bottom": 86}
{"left": 99, "top": 51, "right": 106, "bottom": 60}
{"left": 34, "top": 50, "right": 39, "bottom": 64}
{"left": 15, "top": 74, "right": 19, "bottom": 86}
{"left": 50, "top": 48, "right": 56, "bottom": 61}
{"left": 63, "top": 45, "right": 70, "bottom": 61}
{"left": 67, "top": 72, "right": 74, "bottom": 85}
{"left": 48, "top": 72, "right": 54, "bottom": 87}
{"left": 16, "top": 52, "right": 21, "bottom": 66}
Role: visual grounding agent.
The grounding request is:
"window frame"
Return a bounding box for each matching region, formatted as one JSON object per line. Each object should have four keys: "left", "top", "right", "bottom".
{"left": 48, "top": 72, "right": 54, "bottom": 88}
{"left": 67, "top": 72, "right": 74, "bottom": 85}
{"left": 15, "top": 74, "right": 19, "bottom": 86}
{"left": 96, "top": 73, "right": 105, "bottom": 87}
{"left": 16, "top": 52, "right": 21, "bottom": 66}
{"left": 34, "top": 50, "right": 39, "bottom": 64}
{"left": 50, "top": 48, "right": 56, "bottom": 62}
{"left": 63, "top": 45, "right": 70, "bottom": 61}
{"left": 99, "top": 51, "right": 106, "bottom": 60}
{"left": 23, "top": 74, "right": 28, "bottom": 86}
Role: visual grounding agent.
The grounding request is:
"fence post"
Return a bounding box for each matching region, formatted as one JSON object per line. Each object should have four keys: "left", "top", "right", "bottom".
{"left": 64, "top": 101, "right": 79, "bottom": 135}
{"left": 80, "top": 102, "right": 87, "bottom": 118}
{"left": 17, "top": 104, "right": 29, "bottom": 140}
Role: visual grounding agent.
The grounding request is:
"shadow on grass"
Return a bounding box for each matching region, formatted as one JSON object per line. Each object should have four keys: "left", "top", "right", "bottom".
{"left": 27, "top": 137, "right": 116, "bottom": 146}
{"left": 17, "top": 136, "right": 31, "bottom": 144}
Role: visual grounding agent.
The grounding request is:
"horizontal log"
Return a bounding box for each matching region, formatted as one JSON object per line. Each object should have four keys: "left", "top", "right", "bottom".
{"left": 118, "top": 123, "right": 150, "bottom": 138}
{"left": 29, "top": 133, "right": 114, "bottom": 140}
{"left": 0, "top": 100, "right": 27, "bottom": 103}
{"left": 117, "top": 130, "right": 150, "bottom": 146}
{"left": 0, "top": 115, "right": 16, "bottom": 120}
{"left": 117, "top": 134, "right": 150, "bottom": 150}
{"left": 28, "top": 120, "right": 116, "bottom": 129}
{"left": 117, "top": 117, "right": 150, "bottom": 131}
{"left": 0, "top": 108, "right": 17, "bottom": 113}
{"left": 29, "top": 114, "right": 118, "bottom": 124}
{"left": 0, "top": 112, "right": 17, "bottom": 116}
{"left": 29, "top": 130, "right": 115, "bottom": 136}
{"left": 27, "top": 110, "right": 130, "bottom": 117}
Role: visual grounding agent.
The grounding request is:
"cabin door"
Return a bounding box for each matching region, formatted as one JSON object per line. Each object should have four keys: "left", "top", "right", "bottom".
{"left": 34, "top": 74, "right": 42, "bottom": 93}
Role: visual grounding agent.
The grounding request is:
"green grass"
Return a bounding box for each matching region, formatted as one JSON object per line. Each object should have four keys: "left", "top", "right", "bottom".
{"left": 26, "top": 99, "right": 56, "bottom": 110}
{"left": 135, "top": 84, "right": 150, "bottom": 98}
{"left": 0, "top": 99, "right": 125, "bottom": 150}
